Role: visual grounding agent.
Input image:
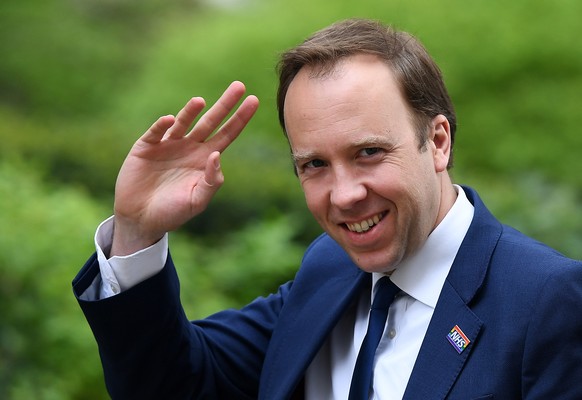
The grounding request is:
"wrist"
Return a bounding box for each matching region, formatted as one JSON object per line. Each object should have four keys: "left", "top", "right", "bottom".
{"left": 110, "top": 217, "right": 165, "bottom": 257}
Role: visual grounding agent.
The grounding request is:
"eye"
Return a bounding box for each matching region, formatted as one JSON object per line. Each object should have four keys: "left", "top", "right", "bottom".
{"left": 304, "top": 159, "right": 326, "bottom": 169}
{"left": 359, "top": 147, "right": 382, "bottom": 157}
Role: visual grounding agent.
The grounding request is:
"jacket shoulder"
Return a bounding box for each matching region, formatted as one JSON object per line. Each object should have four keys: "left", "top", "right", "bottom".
{"left": 301, "top": 233, "right": 360, "bottom": 274}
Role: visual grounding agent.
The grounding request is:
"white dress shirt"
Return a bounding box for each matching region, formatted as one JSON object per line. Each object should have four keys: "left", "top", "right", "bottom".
{"left": 83, "top": 185, "right": 474, "bottom": 399}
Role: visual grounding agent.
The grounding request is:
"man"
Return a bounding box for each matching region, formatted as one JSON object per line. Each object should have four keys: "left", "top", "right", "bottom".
{"left": 73, "top": 19, "right": 582, "bottom": 399}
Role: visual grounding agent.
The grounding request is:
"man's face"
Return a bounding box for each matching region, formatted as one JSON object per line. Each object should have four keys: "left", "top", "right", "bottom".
{"left": 283, "top": 54, "right": 453, "bottom": 274}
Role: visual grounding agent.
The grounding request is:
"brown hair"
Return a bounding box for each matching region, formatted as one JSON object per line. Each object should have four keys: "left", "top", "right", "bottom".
{"left": 277, "top": 18, "right": 457, "bottom": 168}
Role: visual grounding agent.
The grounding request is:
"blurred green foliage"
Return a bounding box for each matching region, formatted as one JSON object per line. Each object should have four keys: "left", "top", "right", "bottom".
{"left": 0, "top": 161, "right": 107, "bottom": 399}
{"left": 1, "top": 0, "right": 581, "bottom": 398}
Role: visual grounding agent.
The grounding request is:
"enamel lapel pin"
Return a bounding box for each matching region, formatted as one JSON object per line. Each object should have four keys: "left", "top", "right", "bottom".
{"left": 447, "top": 325, "right": 471, "bottom": 354}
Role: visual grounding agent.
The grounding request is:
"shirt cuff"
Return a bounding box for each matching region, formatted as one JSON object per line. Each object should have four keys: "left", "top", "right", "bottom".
{"left": 95, "top": 216, "right": 168, "bottom": 298}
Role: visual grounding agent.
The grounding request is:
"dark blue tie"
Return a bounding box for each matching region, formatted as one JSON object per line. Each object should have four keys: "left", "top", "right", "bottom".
{"left": 348, "top": 277, "right": 400, "bottom": 400}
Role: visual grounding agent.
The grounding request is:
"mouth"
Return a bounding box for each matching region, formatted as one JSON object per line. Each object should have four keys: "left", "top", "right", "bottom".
{"left": 345, "top": 212, "right": 386, "bottom": 233}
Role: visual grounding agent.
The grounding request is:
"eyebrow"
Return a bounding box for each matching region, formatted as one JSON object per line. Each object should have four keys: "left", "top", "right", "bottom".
{"left": 291, "top": 134, "right": 396, "bottom": 165}
{"left": 352, "top": 134, "right": 396, "bottom": 148}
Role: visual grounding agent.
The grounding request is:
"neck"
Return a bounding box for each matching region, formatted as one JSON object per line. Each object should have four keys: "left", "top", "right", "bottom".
{"left": 435, "top": 174, "right": 458, "bottom": 228}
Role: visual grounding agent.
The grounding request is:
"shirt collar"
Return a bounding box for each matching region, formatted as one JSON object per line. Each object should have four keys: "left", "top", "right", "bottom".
{"left": 372, "top": 185, "right": 474, "bottom": 308}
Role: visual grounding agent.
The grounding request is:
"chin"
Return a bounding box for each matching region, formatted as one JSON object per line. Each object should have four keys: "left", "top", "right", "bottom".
{"left": 352, "top": 256, "right": 399, "bottom": 275}
{"left": 346, "top": 244, "right": 406, "bottom": 274}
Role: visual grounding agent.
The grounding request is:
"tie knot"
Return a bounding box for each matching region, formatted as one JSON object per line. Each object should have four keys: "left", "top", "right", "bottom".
{"left": 371, "top": 277, "right": 399, "bottom": 310}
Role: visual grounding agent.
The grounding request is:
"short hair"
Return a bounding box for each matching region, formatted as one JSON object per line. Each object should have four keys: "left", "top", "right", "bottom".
{"left": 277, "top": 18, "right": 457, "bottom": 168}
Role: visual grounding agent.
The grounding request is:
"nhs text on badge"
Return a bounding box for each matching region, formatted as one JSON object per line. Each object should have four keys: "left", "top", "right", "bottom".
{"left": 447, "top": 325, "right": 470, "bottom": 354}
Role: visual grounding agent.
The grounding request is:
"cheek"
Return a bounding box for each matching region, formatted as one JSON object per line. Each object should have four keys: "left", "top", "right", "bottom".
{"left": 302, "top": 182, "right": 327, "bottom": 217}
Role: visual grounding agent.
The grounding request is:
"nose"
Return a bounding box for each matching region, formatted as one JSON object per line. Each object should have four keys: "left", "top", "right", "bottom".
{"left": 329, "top": 168, "right": 367, "bottom": 210}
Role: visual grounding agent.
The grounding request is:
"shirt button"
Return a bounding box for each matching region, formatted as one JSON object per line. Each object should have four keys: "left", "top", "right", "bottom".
{"left": 110, "top": 284, "right": 119, "bottom": 294}
{"left": 389, "top": 329, "right": 396, "bottom": 339}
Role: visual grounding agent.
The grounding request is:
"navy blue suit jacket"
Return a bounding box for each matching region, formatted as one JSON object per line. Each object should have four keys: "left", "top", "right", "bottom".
{"left": 74, "top": 187, "right": 582, "bottom": 399}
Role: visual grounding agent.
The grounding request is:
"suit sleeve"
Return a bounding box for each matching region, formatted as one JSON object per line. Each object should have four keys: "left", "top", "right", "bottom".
{"left": 73, "top": 253, "right": 290, "bottom": 399}
{"left": 522, "top": 260, "right": 582, "bottom": 399}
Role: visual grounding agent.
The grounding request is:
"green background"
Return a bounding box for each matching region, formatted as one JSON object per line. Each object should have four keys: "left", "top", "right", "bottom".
{"left": 1, "top": 0, "right": 581, "bottom": 398}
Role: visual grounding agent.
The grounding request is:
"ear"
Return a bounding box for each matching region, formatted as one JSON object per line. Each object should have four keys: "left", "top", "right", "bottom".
{"left": 429, "top": 114, "right": 451, "bottom": 173}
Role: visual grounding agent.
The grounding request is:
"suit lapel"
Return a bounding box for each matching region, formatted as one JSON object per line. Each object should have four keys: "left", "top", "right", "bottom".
{"left": 259, "top": 239, "right": 368, "bottom": 400}
{"left": 403, "top": 281, "right": 483, "bottom": 399}
{"left": 404, "top": 186, "right": 502, "bottom": 399}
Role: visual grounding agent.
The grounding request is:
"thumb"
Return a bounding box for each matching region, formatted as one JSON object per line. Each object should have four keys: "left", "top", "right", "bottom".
{"left": 190, "top": 151, "right": 225, "bottom": 215}
{"left": 200, "top": 151, "right": 225, "bottom": 193}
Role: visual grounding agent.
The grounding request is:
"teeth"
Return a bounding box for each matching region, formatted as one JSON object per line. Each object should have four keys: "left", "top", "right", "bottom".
{"left": 346, "top": 213, "right": 384, "bottom": 233}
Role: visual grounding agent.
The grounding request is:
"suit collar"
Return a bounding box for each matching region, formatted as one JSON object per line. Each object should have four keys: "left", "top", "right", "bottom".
{"left": 403, "top": 186, "right": 503, "bottom": 399}
{"left": 447, "top": 186, "right": 502, "bottom": 303}
{"left": 389, "top": 184, "right": 475, "bottom": 308}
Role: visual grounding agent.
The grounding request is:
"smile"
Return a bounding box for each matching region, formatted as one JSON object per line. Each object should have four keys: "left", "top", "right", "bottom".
{"left": 345, "top": 212, "right": 385, "bottom": 233}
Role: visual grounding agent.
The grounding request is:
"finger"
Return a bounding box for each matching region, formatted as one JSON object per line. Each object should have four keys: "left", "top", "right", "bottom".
{"left": 209, "top": 95, "right": 260, "bottom": 153}
{"left": 192, "top": 151, "right": 225, "bottom": 212}
{"left": 187, "top": 81, "right": 247, "bottom": 142}
{"left": 165, "top": 97, "right": 206, "bottom": 139}
{"left": 140, "top": 115, "right": 176, "bottom": 144}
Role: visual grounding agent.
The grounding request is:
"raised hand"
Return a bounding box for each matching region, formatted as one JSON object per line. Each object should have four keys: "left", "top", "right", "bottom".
{"left": 111, "top": 81, "right": 259, "bottom": 256}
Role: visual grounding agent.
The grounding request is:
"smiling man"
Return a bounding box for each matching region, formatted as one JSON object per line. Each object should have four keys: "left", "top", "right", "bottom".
{"left": 284, "top": 53, "right": 456, "bottom": 274}
{"left": 73, "top": 19, "right": 582, "bottom": 399}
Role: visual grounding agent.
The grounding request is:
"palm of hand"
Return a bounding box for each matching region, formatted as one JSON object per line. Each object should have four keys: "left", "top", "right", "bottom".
{"left": 111, "top": 82, "right": 259, "bottom": 256}
{"left": 116, "top": 133, "right": 216, "bottom": 235}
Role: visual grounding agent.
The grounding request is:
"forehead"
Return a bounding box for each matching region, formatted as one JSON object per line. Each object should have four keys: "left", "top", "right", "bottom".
{"left": 283, "top": 54, "right": 415, "bottom": 148}
{"left": 284, "top": 54, "right": 407, "bottom": 115}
